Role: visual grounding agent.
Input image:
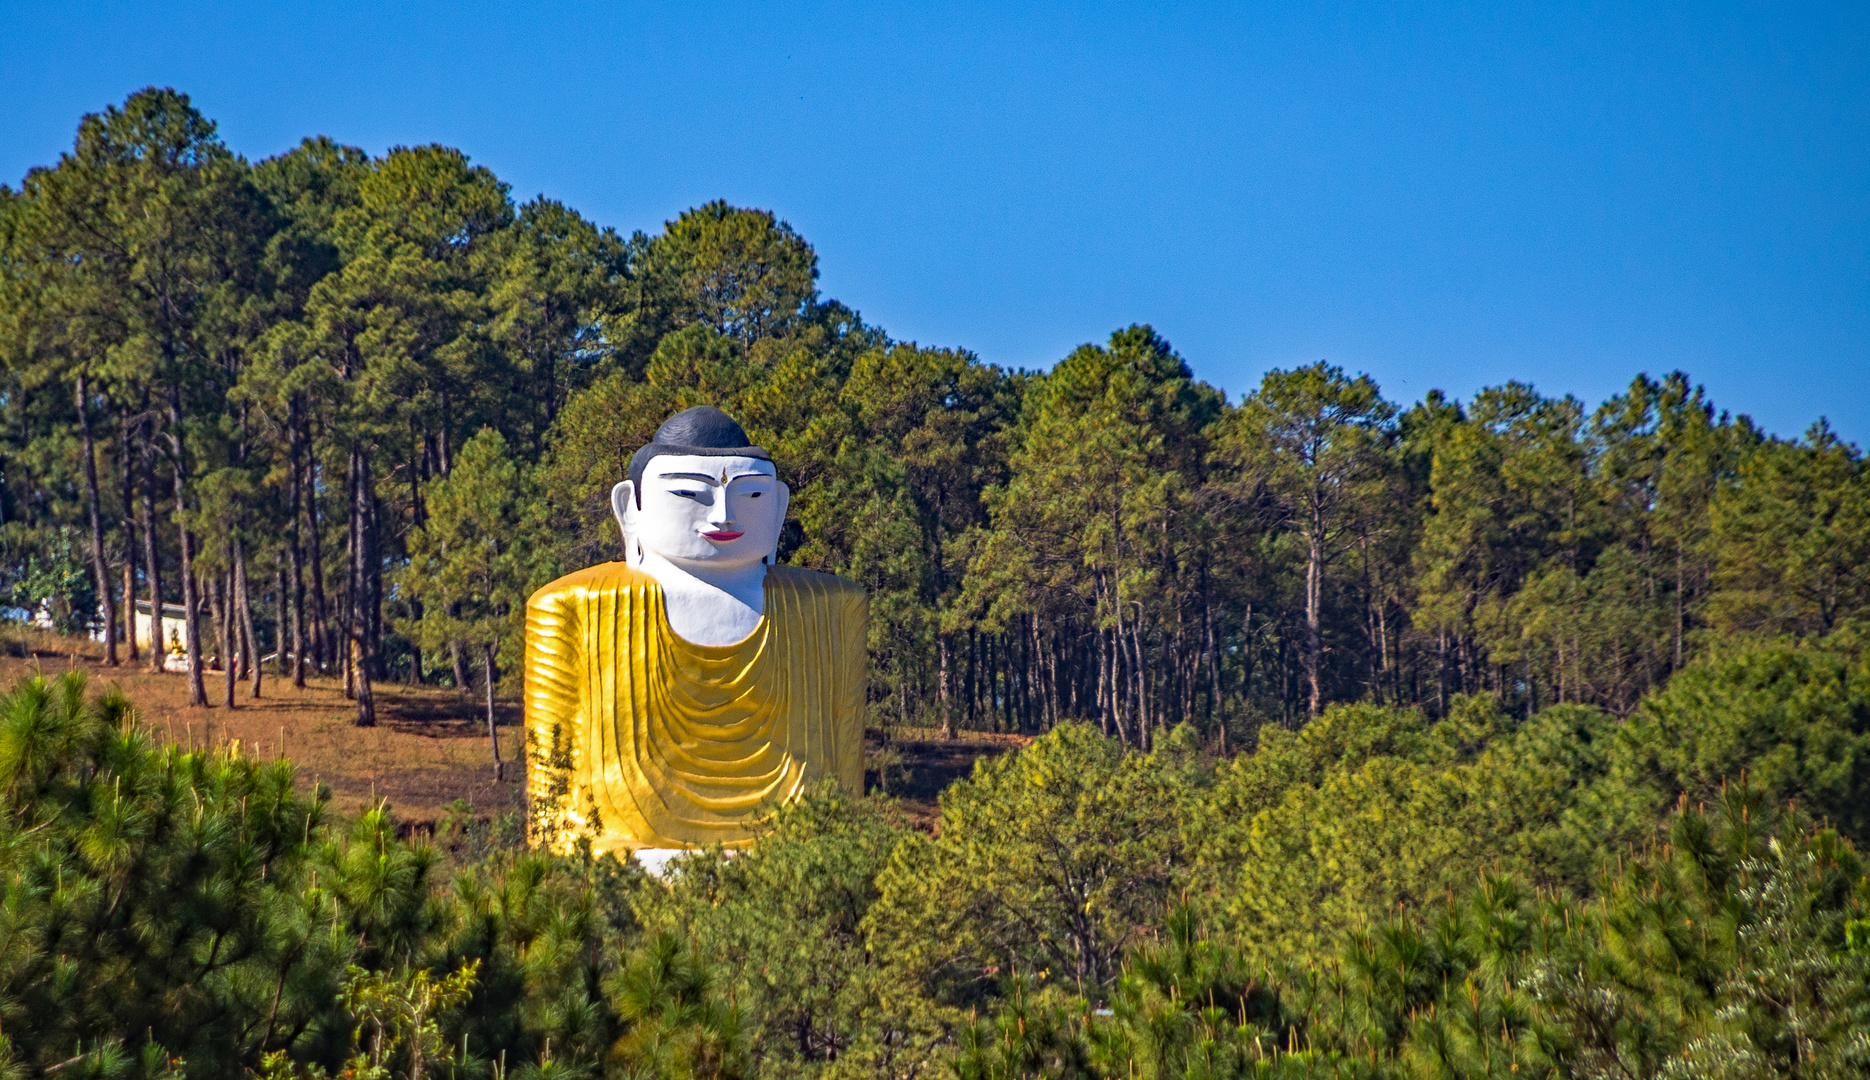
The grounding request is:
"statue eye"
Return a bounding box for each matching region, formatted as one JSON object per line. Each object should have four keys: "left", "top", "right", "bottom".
{"left": 672, "top": 489, "right": 701, "bottom": 500}
{"left": 747, "top": 492, "right": 762, "bottom": 498}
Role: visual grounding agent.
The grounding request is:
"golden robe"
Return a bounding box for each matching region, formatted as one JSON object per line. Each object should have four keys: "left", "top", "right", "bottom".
{"left": 523, "top": 561, "right": 867, "bottom": 854}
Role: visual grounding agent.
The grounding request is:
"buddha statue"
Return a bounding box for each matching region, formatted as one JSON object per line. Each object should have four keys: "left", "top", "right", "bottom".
{"left": 523, "top": 406, "right": 868, "bottom": 859}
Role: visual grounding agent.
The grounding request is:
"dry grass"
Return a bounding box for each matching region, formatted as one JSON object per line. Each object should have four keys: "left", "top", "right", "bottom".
{"left": 0, "top": 627, "right": 521, "bottom": 829}
{"left": 0, "top": 626, "right": 1019, "bottom": 834}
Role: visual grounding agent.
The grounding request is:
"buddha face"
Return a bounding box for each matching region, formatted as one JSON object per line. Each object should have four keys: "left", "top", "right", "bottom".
{"left": 613, "top": 454, "right": 788, "bottom": 570}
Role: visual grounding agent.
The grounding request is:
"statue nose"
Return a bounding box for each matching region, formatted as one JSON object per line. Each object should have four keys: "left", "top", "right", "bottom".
{"left": 708, "top": 496, "right": 733, "bottom": 525}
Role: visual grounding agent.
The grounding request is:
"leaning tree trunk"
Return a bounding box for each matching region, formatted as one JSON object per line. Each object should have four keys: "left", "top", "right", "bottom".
{"left": 236, "top": 541, "right": 261, "bottom": 698}
{"left": 483, "top": 643, "right": 503, "bottom": 781}
{"left": 75, "top": 372, "right": 117, "bottom": 665}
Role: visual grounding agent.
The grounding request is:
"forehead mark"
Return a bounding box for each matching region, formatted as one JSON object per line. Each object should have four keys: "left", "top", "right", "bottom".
{"left": 654, "top": 470, "right": 776, "bottom": 484}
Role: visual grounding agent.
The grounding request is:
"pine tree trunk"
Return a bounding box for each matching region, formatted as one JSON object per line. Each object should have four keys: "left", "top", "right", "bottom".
{"left": 1001, "top": 635, "right": 1016, "bottom": 734}
{"left": 364, "top": 467, "right": 383, "bottom": 678}
{"left": 305, "top": 441, "right": 328, "bottom": 674}
{"left": 484, "top": 644, "right": 503, "bottom": 781}
{"left": 1044, "top": 628, "right": 1061, "bottom": 729}
{"left": 165, "top": 386, "right": 208, "bottom": 706}
{"left": 287, "top": 535, "right": 305, "bottom": 687}
{"left": 286, "top": 399, "right": 307, "bottom": 686}
{"left": 966, "top": 629, "right": 977, "bottom": 730}
{"left": 139, "top": 406, "right": 165, "bottom": 673}
{"left": 118, "top": 410, "right": 139, "bottom": 661}
{"left": 176, "top": 486, "right": 207, "bottom": 706}
{"left": 349, "top": 443, "right": 376, "bottom": 726}
{"left": 122, "top": 549, "right": 138, "bottom": 660}
{"left": 1132, "top": 619, "right": 1152, "bottom": 749}
{"left": 351, "top": 635, "right": 375, "bottom": 725}
{"left": 274, "top": 562, "right": 289, "bottom": 678}
{"left": 341, "top": 453, "right": 355, "bottom": 701}
{"left": 1204, "top": 574, "right": 1222, "bottom": 751}
{"left": 1097, "top": 626, "right": 1109, "bottom": 737}
{"left": 938, "top": 635, "right": 953, "bottom": 740}
{"left": 211, "top": 559, "right": 235, "bottom": 709}
{"left": 237, "top": 542, "right": 260, "bottom": 698}
{"left": 75, "top": 372, "right": 118, "bottom": 665}
{"left": 1305, "top": 506, "right": 1324, "bottom": 719}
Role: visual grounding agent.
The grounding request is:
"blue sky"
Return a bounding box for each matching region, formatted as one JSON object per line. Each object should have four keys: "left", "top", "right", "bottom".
{"left": 4, "top": 1, "right": 1866, "bottom": 442}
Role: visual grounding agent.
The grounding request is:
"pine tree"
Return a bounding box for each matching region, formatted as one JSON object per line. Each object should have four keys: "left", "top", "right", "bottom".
{"left": 395, "top": 428, "right": 552, "bottom": 778}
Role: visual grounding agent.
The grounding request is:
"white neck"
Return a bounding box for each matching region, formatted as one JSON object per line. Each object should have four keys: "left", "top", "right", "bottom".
{"left": 636, "top": 549, "right": 767, "bottom": 646}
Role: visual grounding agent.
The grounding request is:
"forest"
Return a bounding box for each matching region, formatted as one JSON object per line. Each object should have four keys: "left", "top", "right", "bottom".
{"left": 0, "top": 88, "right": 1866, "bottom": 1079}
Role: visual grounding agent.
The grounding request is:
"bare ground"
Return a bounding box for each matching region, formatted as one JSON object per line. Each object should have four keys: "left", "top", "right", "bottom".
{"left": 0, "top": 631, "right": 524, "bottom": 828}
{"left": 0, "top": 629, "right": 1019, "bottom": 833}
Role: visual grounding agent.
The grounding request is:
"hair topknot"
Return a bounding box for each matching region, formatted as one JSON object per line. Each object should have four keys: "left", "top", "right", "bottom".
{"left": 627, "top": 406, "right": 773, "bottom": 505}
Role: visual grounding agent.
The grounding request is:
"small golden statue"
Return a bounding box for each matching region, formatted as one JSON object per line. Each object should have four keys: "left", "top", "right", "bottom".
{"left": 524, "top": 407, "right": 867, "bottom": 858}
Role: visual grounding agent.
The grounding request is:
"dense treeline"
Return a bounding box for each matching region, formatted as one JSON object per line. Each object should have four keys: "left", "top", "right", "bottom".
{"left": 1, "top": 626, "right": 1866, "bottom": 1077}
{"left": 7, "top": 88, "right": 1870, "bottom": 745}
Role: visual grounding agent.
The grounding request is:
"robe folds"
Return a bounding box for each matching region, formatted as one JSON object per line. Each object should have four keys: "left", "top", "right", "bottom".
{"left": 523, "top": 561, "right": 867, "bottom": 854}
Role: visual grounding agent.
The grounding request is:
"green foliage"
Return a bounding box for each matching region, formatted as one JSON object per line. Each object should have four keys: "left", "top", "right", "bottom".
{"left": 8, "top": 88, "right": 1870, "bottom": 741}
{"left": 0, "top": 671, "right": 354, "bottom": 1075}
{"left": 1184, "top": 697, "right": 1617, "bottom": 964}
{"left": 1607, "top": 629, "right": 1870, "bottom": 846}
{"left": 958, "top": 328, "right": 1216, "bottom": 742}
{"left": 7, "top": 86, "right": 1870, "bottom": 1080}
{"left": 869, "top": 723, "right": 1194, "bottom": 999}
{"left": 1707, "top": 424, "right": 1870, "bottom": 638}
{"left": 0, "top": 672, "right": 752, "bottom": 1080}
{"left": 2, "top": 626, "right": 1869, "bottom": 1079}
{"left": 339, "top": 960, "right": 482, "bottom": 1079}
{"left": 0, "top": 523, "right": 97, "bottom": 632}
{"left": 1218, "top": 362, "right": 1397, "bottom": 718}
{"left": 959, "top": 787, "right": 1870, "bottom": 1080}
{"left": 396, "top": 427, "right": 556, "bottom": 688}
{"left": 637, "top": 201, "right": 819, "bottom": 349}
{"left": 634, "top": 784, "right": 944, "bottom": 1080}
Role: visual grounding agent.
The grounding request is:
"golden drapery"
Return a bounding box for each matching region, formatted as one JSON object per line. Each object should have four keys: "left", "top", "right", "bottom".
{"left": 524, "top": 561, "right": 867, "bottom": 855}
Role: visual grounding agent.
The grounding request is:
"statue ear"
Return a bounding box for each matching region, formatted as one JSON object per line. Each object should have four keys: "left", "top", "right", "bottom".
{"left": 770, "top": 480, "right": 791, "bottom": 562}
{"left": 611, "top": 481, "right": 637, "bottom": 558}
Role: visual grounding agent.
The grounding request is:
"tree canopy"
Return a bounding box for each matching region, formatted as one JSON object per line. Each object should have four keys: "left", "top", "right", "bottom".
{"left": 3, "top": 88, "right": 1869, "bottom": 1080}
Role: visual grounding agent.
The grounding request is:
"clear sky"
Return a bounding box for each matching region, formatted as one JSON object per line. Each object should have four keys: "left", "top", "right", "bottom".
{"left": 4, "top": 1, "right": 1866, "bottom": 442}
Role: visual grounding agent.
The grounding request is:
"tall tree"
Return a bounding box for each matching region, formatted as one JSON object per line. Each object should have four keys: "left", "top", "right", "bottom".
{"left": 10, "top": 88, "right": 270, "bottom": 704}
{"left": 637, "top": 200, "right": 819, "bottom": 349}
{"left": 1411, "top": 383, "right": 1592, "bottom": 710}
{"left": 963, "top": 326, "right": 1217, "bottom": 744}
{"left": 284, "top": 143, "right": 514, "bottom": 721}
{"left": 1591, "top": 371, "right": 1756, "bottom": 667}
{"left": 1707, "top": 422, "right": 1870, "bottom": 637}
{"left": 395, "top": 428, "right": 550, "bottom": 778}
{"left": 1218, "top": 363, "right": 1396, "bottom": 718}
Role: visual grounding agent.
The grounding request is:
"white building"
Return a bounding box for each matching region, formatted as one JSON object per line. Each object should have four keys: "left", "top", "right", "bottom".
{"left": 95, "top": 599, "right": 188, "bottom": 655}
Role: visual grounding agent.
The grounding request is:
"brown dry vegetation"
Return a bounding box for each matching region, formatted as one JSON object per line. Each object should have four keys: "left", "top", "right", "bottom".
{"left": 0, "top": 627, "right": 523, "bottom": 829}
{"left": 0, "top": 627, "right": 1016, "bottom": 832}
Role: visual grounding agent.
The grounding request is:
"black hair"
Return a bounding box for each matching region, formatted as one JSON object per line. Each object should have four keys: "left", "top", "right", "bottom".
{"left": 628, "top": 406, "right": 773, "bottom": 507}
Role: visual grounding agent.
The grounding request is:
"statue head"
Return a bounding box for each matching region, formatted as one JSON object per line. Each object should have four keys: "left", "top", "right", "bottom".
{"left": 612, "top": 406, "right": 789, "bottom": 570}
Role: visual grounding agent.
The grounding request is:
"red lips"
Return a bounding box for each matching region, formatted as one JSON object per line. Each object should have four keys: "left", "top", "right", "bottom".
{"left": 701, "top": 530, "right": 745, "bottom": 542}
